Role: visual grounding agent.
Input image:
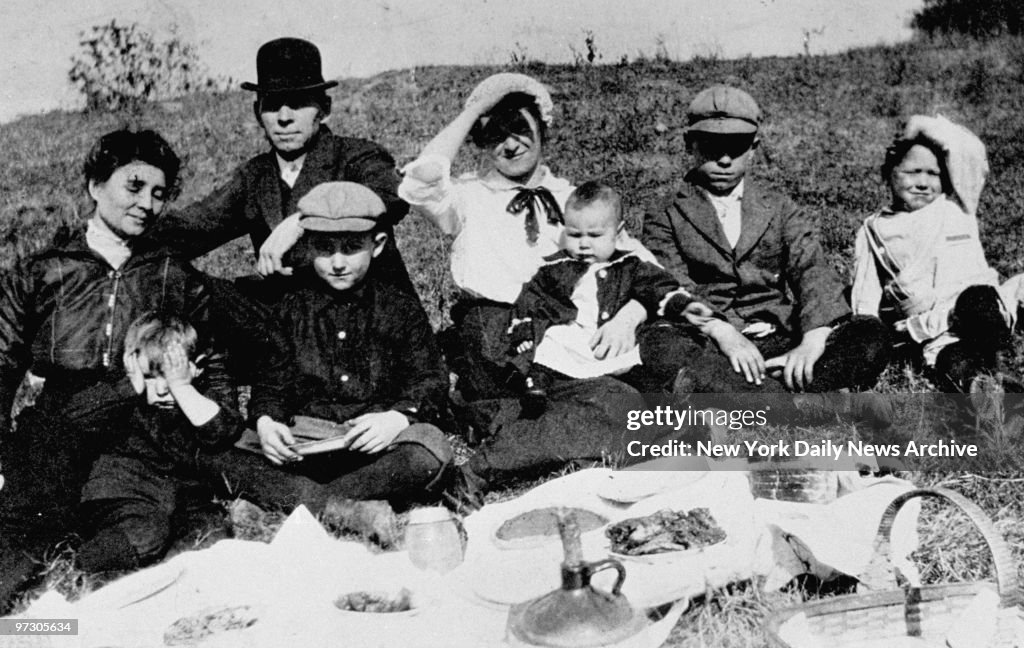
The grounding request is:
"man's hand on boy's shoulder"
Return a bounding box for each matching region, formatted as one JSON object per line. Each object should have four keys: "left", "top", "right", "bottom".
{"left": 257, "top": 212, "right": 303, "bottom": 277}
{"left": 256, "top": 415, "right": 301, "bottom": 465}
{"left": 341, "top": 411, "right": 409, "bottom": 454}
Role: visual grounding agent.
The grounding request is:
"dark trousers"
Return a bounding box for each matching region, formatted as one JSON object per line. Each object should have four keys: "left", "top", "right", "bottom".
{"left": 466, "top": 370, "right": 658, "bottom": 489}
{"left": 76, "top": 455, "right": 218, "bottom": 573}
{"left": 932, "top": 285, "right": 1017, "bottom": 392}
{"left": 637, "top": 314, "right": 892, "bottom": 394}
{"left": 198, "top": 426, "right": 448, "bottom": 513}
{"left": 0, "top": 391, "right": 134, "bottom": 609}
{"left": 445, "top": 298, "right": 517, "bottom": 401}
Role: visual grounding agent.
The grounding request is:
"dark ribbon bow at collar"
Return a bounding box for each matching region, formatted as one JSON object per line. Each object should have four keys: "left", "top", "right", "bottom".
{"left": 506, "top": 186, "right": 563, "bottom": 245}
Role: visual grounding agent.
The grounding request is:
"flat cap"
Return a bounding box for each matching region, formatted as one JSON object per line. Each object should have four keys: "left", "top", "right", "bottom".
{"left": 687, "top": 85, "right": 761, "bottom": 135}
{"left": 297, "top": 182, "right": 385, "bottom": 232}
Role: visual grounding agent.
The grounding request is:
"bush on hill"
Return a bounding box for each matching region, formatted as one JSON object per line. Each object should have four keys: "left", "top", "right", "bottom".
{"left": 913, "top": 0, "right": 1024, "bottom": 38}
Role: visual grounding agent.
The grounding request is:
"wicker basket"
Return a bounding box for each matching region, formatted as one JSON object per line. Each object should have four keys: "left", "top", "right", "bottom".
{"left": 764, "top": 487, "right": 1022, "bottom": 648}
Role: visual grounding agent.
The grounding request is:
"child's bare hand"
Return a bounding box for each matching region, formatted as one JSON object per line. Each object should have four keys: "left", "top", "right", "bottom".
{"left": 342, "top": 411, "right": 409, "bottom": 454}
{"left": 681, "top": 301, "right": 716, "bottom": 326}
{"left": 256, "top": 415, "right": 300, "bottom": 465}
{"left": 122, "top": 350, "right": 145, "bottom": 394}
{"left": 516, "top": 340, "right": 534, "bottom": 354}
{"left": 161, "top": 343, "right": 193, "bottom": 389}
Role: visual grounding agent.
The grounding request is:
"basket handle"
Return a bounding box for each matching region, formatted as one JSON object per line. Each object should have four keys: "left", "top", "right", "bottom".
{"left": 858, "top": 487, "right": 1020, "bottom": 608}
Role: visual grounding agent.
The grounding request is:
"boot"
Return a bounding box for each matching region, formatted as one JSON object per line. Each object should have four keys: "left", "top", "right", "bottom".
{"left": 441, "top": 464, "right": 487, "bottom": 515}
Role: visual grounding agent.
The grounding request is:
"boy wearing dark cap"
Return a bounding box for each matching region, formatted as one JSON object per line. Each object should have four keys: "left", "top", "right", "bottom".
{"left": 201, "top": 182, "right": 452, "bottom": 528}
{"left": 642, "top": 86, "right": 891, "bottom": 406}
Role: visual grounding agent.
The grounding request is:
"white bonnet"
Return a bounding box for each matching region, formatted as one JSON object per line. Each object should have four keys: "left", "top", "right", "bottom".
{"left": 465, "top": 73, "right": 554, "bottom": 126}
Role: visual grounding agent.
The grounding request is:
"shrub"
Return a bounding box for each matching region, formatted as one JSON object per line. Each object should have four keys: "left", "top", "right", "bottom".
{"left": 913, "top": 0, "right": 1024, "bottom": 38}
{"left": 68, "top": 20, "right": 226, "bottom": 111}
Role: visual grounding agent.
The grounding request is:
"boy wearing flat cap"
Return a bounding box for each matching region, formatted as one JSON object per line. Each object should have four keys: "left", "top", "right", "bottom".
{"left": 201, "top": 182, "right": 451, "bottom": 520}
{"left": 641, "top": 86, "right": 891, "bottom": 411}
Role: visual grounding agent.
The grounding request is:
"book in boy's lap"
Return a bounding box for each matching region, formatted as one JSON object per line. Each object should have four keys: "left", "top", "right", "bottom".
{"left": 234, "top": 415, "right": 357, "bottom": 456}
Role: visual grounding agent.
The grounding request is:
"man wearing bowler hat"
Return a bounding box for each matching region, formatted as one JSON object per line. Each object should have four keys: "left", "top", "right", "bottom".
{"left": 148, "top": 37, "right": 415, "bottom": 376}
{"left": 153, "top": 37, "right": 411, "bottom": 287}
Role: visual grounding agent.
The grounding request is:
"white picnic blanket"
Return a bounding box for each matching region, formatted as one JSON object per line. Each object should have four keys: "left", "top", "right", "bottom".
{"left": 12, "top": 505, "right": 684, "bottom": 648}
{"left": 10, "top": 469, "right": 918, "bottom": 647}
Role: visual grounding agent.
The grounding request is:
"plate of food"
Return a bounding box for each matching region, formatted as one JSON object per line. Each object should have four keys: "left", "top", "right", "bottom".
{"left": 334, "top": 587, "right": 421, "bottom": 618}
{"left": 606, "top": 508, "right": 727, "bottom": 562}
{"left": 163, "top": 604, "right": 259, "bottom": 646}
{"left": 491, "top": 505, "right": 610, "bottom": 550}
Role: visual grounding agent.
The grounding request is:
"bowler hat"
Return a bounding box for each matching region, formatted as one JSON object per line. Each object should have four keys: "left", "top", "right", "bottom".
{"left": 297, "top": 182, "right": 385, "bottom": 233}
{"left": 241, "top": 38, "right": 339, "bottom": 94}
{"left": 687, "top": 85, "right": 761, "bottom": 135}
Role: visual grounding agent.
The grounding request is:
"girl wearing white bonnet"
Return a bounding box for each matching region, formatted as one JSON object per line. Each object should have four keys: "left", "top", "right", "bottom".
{"left": 850, "top": 115, "right": 1024, "bottom": 390}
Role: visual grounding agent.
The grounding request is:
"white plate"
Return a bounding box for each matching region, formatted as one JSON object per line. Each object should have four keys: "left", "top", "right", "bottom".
{"left": 596, "top": 471, "right": 706, "bottom": 503}
{"left": 80, "top": 564, "right": 185, "bottom": 611}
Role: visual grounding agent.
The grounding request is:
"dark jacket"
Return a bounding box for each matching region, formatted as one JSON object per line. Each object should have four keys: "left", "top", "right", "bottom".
{"left": 642, "top": 174, "right": 850, "bottom": 336}
{"left": 511, "top": 250, "right": 693, "bottom": 339}
{"left": 148, "top": 126, "right": 413, "bottom": 293}
{"left": 150, "top": 126, "right": 407, "bottom": 258}
{"left": 0, "top": 228, "right": 226, "bottom": 450}
{"left": 248, "top": 273, "right": 448, "bottom": 427}
{"left": 118, "top": 393, "right": 243, "bottom": 474}
{"left": 508, "top": 250, "right": 693, "bottom": 371}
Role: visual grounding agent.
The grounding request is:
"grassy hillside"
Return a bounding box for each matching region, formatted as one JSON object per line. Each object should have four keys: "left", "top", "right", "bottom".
{"left": 4, "top": 36, "right": 1024, "bottom": 328}
{"left": 4, "top": 35, "right": 1024, "bottom": 646}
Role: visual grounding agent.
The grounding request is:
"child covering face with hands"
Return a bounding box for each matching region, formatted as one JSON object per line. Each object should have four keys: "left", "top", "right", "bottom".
{"left": 77, "top": 312, "right": 242, "bottom": 572}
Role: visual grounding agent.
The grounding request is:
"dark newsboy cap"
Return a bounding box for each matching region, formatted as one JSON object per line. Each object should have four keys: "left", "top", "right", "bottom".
{"left": 241, "top": 37, "right": 339, "bottom": 94}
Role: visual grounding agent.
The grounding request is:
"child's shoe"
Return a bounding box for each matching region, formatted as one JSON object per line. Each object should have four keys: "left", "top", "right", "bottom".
{"left": 442, "top": 464, "right": 487, "bottom": 514}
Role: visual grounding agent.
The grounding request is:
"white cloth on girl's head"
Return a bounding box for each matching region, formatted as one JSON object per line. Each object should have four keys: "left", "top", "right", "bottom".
{"left": 464, "top": 73, "right": 554, "bottom": 126}
{"left": 902, "top": 114, "right": 989, "bottom": 217}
